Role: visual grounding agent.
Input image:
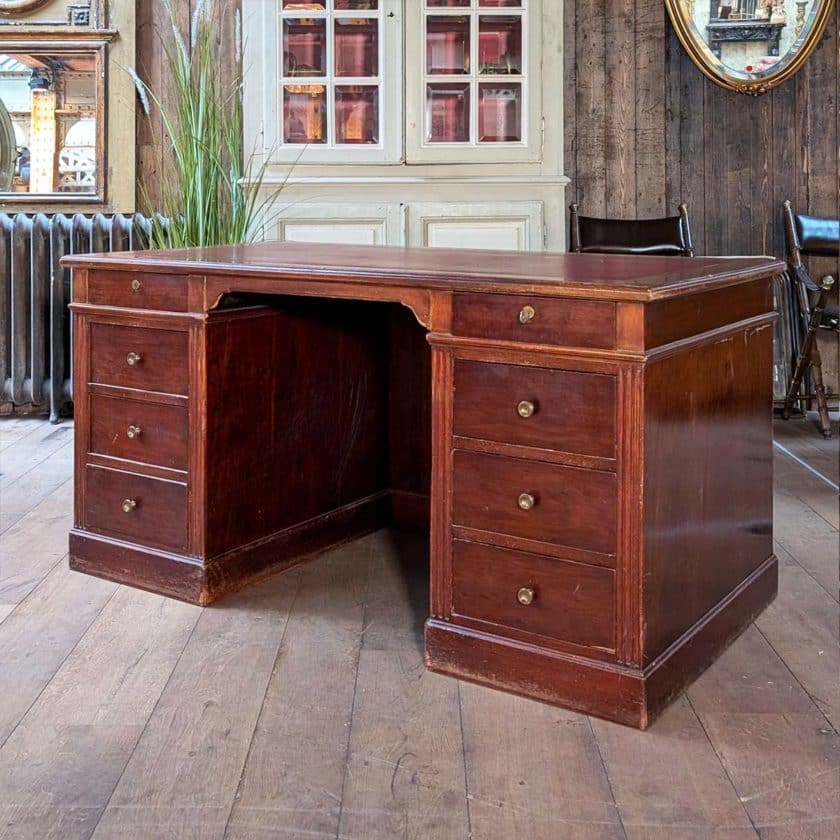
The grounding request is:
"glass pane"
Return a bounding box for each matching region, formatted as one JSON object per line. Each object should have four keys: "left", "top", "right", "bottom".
{"left": 478, "top": 15, "right": 522, "bottom": 75}
{"left": 334, "top": 1, "right": 379, "bottom": 8}
{"left": 427, "top": 1, "right": 471, "bottom": 6}
{"left": 335, "top": 86, "right": 379, "bottom": 144}
{"left": 426, "top": 16, "right": 471, "bottom": 74}
{"left": 335, "top": 18, "right": 379, "bottom": 77}
{"left": 283, "top": 18, "right": 327, "bottom": 76}
{"left": 283, "top": 85, "right": 327, "bottom": 143}
{"left": 1, "top": 51, "right": 99, "bottom": 196}
{"left": 478, "top": 83, "right": 521, "bottom": 142}
{"left": 479, "top": 1, "right": 523, "bottom": 7}
{"left": 426, "top": 83, "right": 470, "bottom": 143}
{"left": 282, "top": 1, "right": 327, "bottom": 8}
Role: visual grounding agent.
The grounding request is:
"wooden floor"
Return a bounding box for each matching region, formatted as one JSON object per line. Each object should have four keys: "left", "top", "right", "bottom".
{"left": 0, "top": 417, "right": 837, "bottom": 840}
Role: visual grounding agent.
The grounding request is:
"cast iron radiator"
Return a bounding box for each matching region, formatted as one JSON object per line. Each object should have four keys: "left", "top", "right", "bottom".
{"left": 0, "top": 212, "right": 155, "bottom": 421}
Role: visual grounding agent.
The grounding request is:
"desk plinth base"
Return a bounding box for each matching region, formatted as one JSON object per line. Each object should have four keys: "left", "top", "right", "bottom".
{"left": 425, "top": 554, "right": 777, "bottom": 729}
{"left": 69, "top": 492, "right": 390, "bottom": 606}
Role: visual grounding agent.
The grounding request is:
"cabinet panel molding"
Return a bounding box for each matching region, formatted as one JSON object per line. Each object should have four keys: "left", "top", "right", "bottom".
{"left": 406, "top": 201, "right": 544, "bottom": 252}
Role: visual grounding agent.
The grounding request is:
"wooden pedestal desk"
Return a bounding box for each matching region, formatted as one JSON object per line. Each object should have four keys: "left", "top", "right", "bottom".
{"left": 64, "top": 243, "right": 784, "bottom": 729}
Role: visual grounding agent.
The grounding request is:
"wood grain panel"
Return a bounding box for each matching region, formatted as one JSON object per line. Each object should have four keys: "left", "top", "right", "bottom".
{"left": 453, "top": 359, "right": 616, "bottom": 458}
{"left": 89, "top": 322, "right": 189, "bottom": 396}
{"left": 453, "top": 293, "right": 616, "bottom": 348}
{"left": 83, "top": 465, "right": 188, "bottom": 554}
{"left": 452, "top": 450, "right": 617, "bottom": 557}
{"left": 452, "top": 540, "right": 615, "bottom": 650}
{"left": 89, "top": 393, "right": 188, "bottom": 471}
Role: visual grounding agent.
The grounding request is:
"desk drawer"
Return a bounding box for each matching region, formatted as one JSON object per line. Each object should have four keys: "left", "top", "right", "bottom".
{"left": 89, "top": 394, "right": 188, "bottom": 471}
{"left": 452, "top": 451, "right": 616, "bottom": 558}
{"left": 453, "top": 293, "right": 615, "bottom": 349}
{"left": 453, "top": 360, "right": 616, "bottom": 459}
{"left": 83, "top": 465, "right": 188, "bottom": 553}
{"left": 452, "top": 540, "right": 615, "bottom": 650}
{"left": 90, "top": 323, "right": 189, "bottom": 396}
{"left": 88, "top": 271, "right": 188, "bottom": 312}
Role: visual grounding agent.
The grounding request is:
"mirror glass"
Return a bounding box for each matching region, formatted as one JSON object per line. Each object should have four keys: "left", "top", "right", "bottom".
{"left": 0, "top": 50, "right": 100, "bottom": 196}
{"left": 668, "top": 0, "right": 832, "bottom": 92}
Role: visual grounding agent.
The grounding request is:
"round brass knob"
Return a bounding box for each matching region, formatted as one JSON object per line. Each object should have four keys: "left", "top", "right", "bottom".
{"left": 125, "top": 352, "right": 142, "bottom": 366}
{"left": 517, "top": 492, "right": 536, "bottom": 511}
{"left": 126, "top": 425, "right": 142, "bottom": 440}
{"left": 121, "top": 499, "right": 138, "bottom": 514}
{"left": 518, "top": 305, "right": 536, "bottom": 324}
{"left": 130, "top": 278, "right": 142, "bottom": 292}
{"left": 517, "top": 400, "right": 536, "bottom": 419}
{"left": 517, "top": 587, "right": 535, "bottom": 606}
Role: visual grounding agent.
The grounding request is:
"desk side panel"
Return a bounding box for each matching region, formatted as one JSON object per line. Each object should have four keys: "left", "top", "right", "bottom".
{"left": 642, "top": 319, "right": 776, "bottom": 665}
{"left": 204, "top": 300, "right": 390, "bottom": 559}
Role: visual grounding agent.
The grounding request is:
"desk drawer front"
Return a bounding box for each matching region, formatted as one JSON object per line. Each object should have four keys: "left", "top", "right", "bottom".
{"left": 90, "top": 323, "right": 189, "bottom": 396}
{"left": 453, "top": 360, "right": 616, "bottom": 459}
{"left": 83, "top": 465, "right": 188, "bottom": 553}
{"left": 452, "top": 540, "right": 615, "bottom": 650}
{"left": 88, "top": 271, "right": 189, "bottom": 312}
{"left": 452, "top": 451, "right": 616, "bottom": 557}
{"left": 453, "top": 294, "right": 615, "bottom": 349}
{"left": 89, "top": 394, "right": 188, "bottom": 471}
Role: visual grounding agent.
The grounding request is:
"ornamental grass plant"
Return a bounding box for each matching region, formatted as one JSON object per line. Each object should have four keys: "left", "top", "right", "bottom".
{"left": 132, "top": 0, "right": 282, "bottom": 248}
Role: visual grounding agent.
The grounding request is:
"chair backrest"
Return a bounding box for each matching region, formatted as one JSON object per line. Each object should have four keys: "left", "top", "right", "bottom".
{"left": 783, "top": 200, "right": 840, "bottom": 264}
{"left": 569, "top": 203, "right": 694, "bottom": 257}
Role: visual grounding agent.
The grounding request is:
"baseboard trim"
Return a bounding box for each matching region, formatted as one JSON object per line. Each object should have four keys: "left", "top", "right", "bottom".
{"left": 70, "top": 491, "right": 391, "bottom": 605}
{"left": 425, "top": 554, "right": 778, "bottom": 729}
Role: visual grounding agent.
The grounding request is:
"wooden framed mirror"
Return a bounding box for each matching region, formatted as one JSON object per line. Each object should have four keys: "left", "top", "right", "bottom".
{"left": 0, "top": 44, "right": 106, "bottom": 201}
{"left": 666, "top": 0, "right": 835, "bottom": 95}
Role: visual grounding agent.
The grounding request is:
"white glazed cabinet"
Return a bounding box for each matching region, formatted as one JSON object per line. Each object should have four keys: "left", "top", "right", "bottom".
{"left": 242, "top": 0, "right": 566, "bottom": 251}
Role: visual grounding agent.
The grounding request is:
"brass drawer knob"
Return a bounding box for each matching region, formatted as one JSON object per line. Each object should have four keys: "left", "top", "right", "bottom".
{"left": 126, "top": 425, "right": 142, "bottom": 440}
{"left": 517, "top": 587, "right": 535, "bottom": 606}
{"left": 121, "top": 498, "right": 138, "bottom": 514}
{"left": 518, "top": 305, "right": 536, "bottom": 324}
{"left": 517, "top": 492, "right": 536, "bottom": 511}
{"left": 125, "top": 352, "right": 142, "bottom": 366}
{"left": 517, "top": 400, "right": 536, "bottom": 419}
{"left": 130, "top": 278, "right": 142, "bottom": 292}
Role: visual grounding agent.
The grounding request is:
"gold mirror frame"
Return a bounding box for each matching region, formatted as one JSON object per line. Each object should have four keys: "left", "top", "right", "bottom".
{"left": 0, "top": 0, "right": 53, "bottom": 16}
{"left": 666, "top": 0, "right": 836, "bottom": 95}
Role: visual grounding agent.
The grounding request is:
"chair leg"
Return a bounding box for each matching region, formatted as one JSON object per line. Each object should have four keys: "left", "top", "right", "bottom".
{"left": 809, "top": 342, "right": 832, "bottom": 438}
{"left": 782, "top": 278, "right": 835, "bottom": 437}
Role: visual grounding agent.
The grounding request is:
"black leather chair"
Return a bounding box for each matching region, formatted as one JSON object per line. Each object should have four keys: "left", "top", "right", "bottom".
{"left": 569, "top": 203, "right": 694, "bottom": 257}
{"left": 781, "top": 200, "right": 839, "bottom": 438}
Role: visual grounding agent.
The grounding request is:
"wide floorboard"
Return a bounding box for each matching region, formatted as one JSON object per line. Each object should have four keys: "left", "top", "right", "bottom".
{"left": 0, "top": 417, "right": 837, "bottom": 839}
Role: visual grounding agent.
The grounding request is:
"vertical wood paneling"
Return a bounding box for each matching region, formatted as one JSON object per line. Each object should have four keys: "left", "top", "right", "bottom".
{"left": 605, "top": 0, "right": 636, "bottom": 217}
{"left": 573, "top": 0, "right": 607, "bottom": 214}
{"left": 564, "top": 2, "right": 839, "bottom": 388}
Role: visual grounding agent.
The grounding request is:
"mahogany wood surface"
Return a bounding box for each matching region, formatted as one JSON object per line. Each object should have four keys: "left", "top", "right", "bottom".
{"left": 64, "top": 242, "right": 784, "bottom": 728}
{"left": 452, "top": 294, "right": 617, "bottom": 348}
{"left": 83, "top": 464, "right": 187, "bottom": 554}
{"left": 88, "top": 269, "right": 189, "bottom": 312}
{"left": 89, "top": 322, "right": 189, "bottom": 396}
{"left": 452, "top": 450, "right": 617, "bottom": 558}
{"left": 453, "top": 360, "right": 616, "bottom": 458}
{"left": 89, "top": 393, "right": 188, "bottom": 471}
{"left": 452, "top": 539, "right": 615, "bottom": 650}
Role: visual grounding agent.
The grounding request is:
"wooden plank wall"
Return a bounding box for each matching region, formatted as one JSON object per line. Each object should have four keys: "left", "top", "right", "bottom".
{"left": 135, "top": 0, "right": 241, "bottom": 210}
{"left": 565, "top": 0, "right": 839, "bottom": 390}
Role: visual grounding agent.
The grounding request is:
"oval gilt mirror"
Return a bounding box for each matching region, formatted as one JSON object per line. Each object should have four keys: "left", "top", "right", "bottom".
{"left": 0, "top": 0, "right": 53, "bottom": 16}
{"left": 666, "top": 0, "right": 835, "bottom": 95}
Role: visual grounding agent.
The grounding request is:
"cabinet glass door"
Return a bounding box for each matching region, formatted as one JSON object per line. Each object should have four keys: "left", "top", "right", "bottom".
{"left": 421, "top": 0, "right": 527, "bottom": 148}
{"left": 281, "top": 1, "right": 381, "bottom": 148}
